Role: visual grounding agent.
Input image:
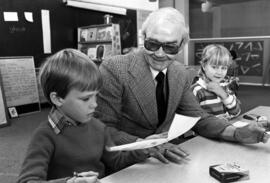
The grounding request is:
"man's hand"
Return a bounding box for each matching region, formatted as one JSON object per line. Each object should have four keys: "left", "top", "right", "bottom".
{"left": 144, "top": 132, "right": 168, "bottom": 139}
{"left": 234, "top": 120, "right": 270, "bottom": 144}
{"left": 145, "top": 142, "right": 189, "bottom": 164}
{"left": 67, "top": 171, "right": 100, "bottom": 183}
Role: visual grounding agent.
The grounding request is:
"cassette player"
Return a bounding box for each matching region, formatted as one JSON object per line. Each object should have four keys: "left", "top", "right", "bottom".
{"left": 209, "top": 163, "right": 249, "bottom": 183}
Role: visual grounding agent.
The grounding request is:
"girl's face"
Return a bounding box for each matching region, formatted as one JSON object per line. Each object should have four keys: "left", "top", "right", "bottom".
{"left": 59, "top": 89, "right": 98, "bottom": 123}
{"left": 203, "top": 63, "right": 228, "bottom": 83}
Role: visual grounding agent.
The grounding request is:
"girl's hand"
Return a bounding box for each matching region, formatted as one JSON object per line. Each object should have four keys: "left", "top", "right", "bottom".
{"left": 207, "top": 82, "right": 228, "bottom": 99}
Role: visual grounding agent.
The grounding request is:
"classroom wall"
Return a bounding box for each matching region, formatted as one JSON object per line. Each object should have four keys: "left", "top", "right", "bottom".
{"left": 189, "top": 0, "right": 270, "bottom": 38}
{"left": 0, "top": 0, "right": 137, "bottom": 67}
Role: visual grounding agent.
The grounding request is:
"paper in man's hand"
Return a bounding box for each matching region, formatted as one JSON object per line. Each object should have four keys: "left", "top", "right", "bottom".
{"left": 107, "top": 114, "right": 200, "bottom": 151}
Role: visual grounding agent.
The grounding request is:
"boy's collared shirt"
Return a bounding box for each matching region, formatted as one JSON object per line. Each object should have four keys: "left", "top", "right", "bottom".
{"left": 48, "top": 107, "right": 78, "bottom": 134}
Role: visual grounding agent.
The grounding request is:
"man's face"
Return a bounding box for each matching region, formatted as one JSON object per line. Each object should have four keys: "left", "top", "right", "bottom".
{"left": 143, "top": 23, "right": 183, "bottom": 71}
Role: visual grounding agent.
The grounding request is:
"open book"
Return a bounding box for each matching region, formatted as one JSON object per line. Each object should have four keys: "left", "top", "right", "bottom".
{"left": 107, "top": 114, "right": 201, "bottom": 151}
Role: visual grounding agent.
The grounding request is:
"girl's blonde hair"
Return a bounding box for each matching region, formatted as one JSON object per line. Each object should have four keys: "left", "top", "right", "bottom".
{"left": 199, "top": 44, "right": 231, "bottom": 76}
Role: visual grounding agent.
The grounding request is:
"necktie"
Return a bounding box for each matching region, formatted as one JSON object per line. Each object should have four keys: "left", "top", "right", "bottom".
{"left": 156, "top": 72, "right": 166, "bottom": 125}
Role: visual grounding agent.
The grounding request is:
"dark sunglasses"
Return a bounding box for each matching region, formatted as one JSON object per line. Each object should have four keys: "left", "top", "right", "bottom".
{"left": 144, "top": 38, "right": 183, "bottom": 55}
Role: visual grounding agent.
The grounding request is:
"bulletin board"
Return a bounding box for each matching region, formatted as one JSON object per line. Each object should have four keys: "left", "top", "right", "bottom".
{"left": 0, "top": 75, "right": 10, "bottom": 127}
{"left": 0, "top": 56, "right": 40, "bottom": 117}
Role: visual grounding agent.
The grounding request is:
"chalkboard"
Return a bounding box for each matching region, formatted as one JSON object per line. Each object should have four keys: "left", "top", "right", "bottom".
{"left": 194, "top": 41, "right": 264, "bottom": 76}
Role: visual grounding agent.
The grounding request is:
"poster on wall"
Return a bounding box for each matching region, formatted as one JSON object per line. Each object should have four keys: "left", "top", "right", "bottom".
{"left": 0, "top": 56, "right": 40, "bottom": 117}
{"left": 0, "top": 75, "right": 10, "bottom": 127}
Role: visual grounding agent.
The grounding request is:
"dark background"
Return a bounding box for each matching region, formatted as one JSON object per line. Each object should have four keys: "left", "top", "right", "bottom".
{"left": 0, "top": 0, "right": 137, "bottom": 67}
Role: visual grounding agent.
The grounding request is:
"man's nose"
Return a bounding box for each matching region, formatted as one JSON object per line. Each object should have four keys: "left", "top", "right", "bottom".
{"left": 154, "top": 46, "right": 166, "bottom": 56}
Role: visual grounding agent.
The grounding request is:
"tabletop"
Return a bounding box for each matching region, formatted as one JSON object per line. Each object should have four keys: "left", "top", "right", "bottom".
{"left": 101, "top": 106, "right": 270, "bottom": 183}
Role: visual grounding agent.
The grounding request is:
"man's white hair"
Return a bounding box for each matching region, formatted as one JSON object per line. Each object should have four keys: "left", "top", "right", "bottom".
{"left": 141, "top": 7, "right": 189, "bottom": 46}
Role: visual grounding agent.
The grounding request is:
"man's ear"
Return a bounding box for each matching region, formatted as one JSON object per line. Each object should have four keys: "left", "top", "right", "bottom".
{"left": 50, "top": 92, "right": 64, "bottom": 107}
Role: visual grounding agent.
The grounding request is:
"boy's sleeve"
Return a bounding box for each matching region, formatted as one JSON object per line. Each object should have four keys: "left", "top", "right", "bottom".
{"left": 101, "top": 127, "right": 149, "bottom": 175}
{"left": 17, "top": 127, "right": 68, "bottom": 183}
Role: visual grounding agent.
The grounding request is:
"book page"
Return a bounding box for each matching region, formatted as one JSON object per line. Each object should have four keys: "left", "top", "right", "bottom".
{"left": 167, "top": 115, "right": 200, "bottom": 140}
{"left": 107, "top": 114, "right": 200, "bottom": 151}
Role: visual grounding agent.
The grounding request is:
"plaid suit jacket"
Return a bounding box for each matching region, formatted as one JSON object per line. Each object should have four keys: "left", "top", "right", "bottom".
{"left": 96, "top": 49, "right": 231, "bottom": 145}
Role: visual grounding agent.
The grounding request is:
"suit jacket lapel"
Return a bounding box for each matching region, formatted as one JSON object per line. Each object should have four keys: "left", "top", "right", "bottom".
{"left": 161, "top": 62, "right": 183, "bottom": 129}
{"left": 127, "top": 51, "right": 158, "bottom": 127}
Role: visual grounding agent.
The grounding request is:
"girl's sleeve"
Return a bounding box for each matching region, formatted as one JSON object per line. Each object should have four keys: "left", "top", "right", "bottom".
{"left": 191, "top": 84, "right": 203, "bottom": 103}
{"left": 222, "top": 93, "right": 241, "bottom": 118}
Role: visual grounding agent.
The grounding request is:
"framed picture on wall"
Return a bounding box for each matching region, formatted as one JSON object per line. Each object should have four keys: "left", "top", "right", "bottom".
{"left": 0, "top": 74, "right": 10, "bottom": 127}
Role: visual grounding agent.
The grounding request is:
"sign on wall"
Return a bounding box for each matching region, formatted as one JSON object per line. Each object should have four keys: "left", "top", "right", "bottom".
{"left": 0, "top": 75, "right": 9, "bottom": 127}
{"left": 0, "top": 56, "right": 40, "bottom": 117}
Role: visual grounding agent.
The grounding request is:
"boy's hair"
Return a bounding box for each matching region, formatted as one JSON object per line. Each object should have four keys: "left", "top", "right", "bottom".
{"left": 199, "top": 44, "right": 231, "bottom": 76}
{"left": 39, "top": 48, "right": 102, "bottom": 105}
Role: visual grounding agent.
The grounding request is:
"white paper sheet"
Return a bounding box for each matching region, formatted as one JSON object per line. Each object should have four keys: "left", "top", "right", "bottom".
{"left": 3, "top": 12, "right": 18, "bottom": 21}
{"left": 107, "top": 114, "right": 200, "bottom": 151}
{"left": 41, "top": 10, "right": 51, "bottom": 54}
{"left": 24, "top": 12, "right": 33, "bottom": 22}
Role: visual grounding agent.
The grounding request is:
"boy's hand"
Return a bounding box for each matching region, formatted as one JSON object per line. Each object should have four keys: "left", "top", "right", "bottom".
{"left": 67, "top": 171, "right": 100, "bottom": 183}
{"left": 207, "top": 82, "right": 228, "bottom": 99}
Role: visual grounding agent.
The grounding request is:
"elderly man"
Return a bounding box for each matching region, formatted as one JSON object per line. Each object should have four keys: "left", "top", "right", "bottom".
{"left": 96, "top": 7, "right": 270, "bottom": 164}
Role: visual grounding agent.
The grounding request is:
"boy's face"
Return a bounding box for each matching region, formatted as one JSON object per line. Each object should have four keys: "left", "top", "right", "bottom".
{"left": 59, "top": 88, "right": 98, "bottom": 123}
{"left": 203, "top": 64, "right": 228, "bottom": 83}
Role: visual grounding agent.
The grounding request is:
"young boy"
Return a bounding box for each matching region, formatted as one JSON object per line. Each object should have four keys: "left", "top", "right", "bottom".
{"left": 17, "top": 49, "right": 149, "bottom": 183}
{"left": 191, "top": 44, "right": 241, "bottom": 121}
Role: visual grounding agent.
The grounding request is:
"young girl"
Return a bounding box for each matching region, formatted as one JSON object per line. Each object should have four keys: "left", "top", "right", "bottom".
{"left": 17, "top": 49, "right": 149, "bottom": 183}
{"left": 191, "top": 44, "right": 241, "bottom": 120}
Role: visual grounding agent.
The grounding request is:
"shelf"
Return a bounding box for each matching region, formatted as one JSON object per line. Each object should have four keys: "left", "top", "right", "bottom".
{"left": 78, "top": 23, "right": 121, "bottom": 63}
{"left": 78, "top": 40, "right": 112, "bottom": 44}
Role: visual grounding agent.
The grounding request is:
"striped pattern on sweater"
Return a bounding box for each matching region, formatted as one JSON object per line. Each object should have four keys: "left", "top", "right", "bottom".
{"left": 191, "top": 79, "right": 241, "bottom": 120}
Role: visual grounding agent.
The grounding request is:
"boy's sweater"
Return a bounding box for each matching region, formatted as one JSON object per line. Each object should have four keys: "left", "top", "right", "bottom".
{"left": 17, "top": 116, "right": 147, "bottom": 183}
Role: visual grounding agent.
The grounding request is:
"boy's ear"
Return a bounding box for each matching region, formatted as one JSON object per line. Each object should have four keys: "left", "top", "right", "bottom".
{"left": 50, "top": 92, "right": 64, "bottom": 107}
